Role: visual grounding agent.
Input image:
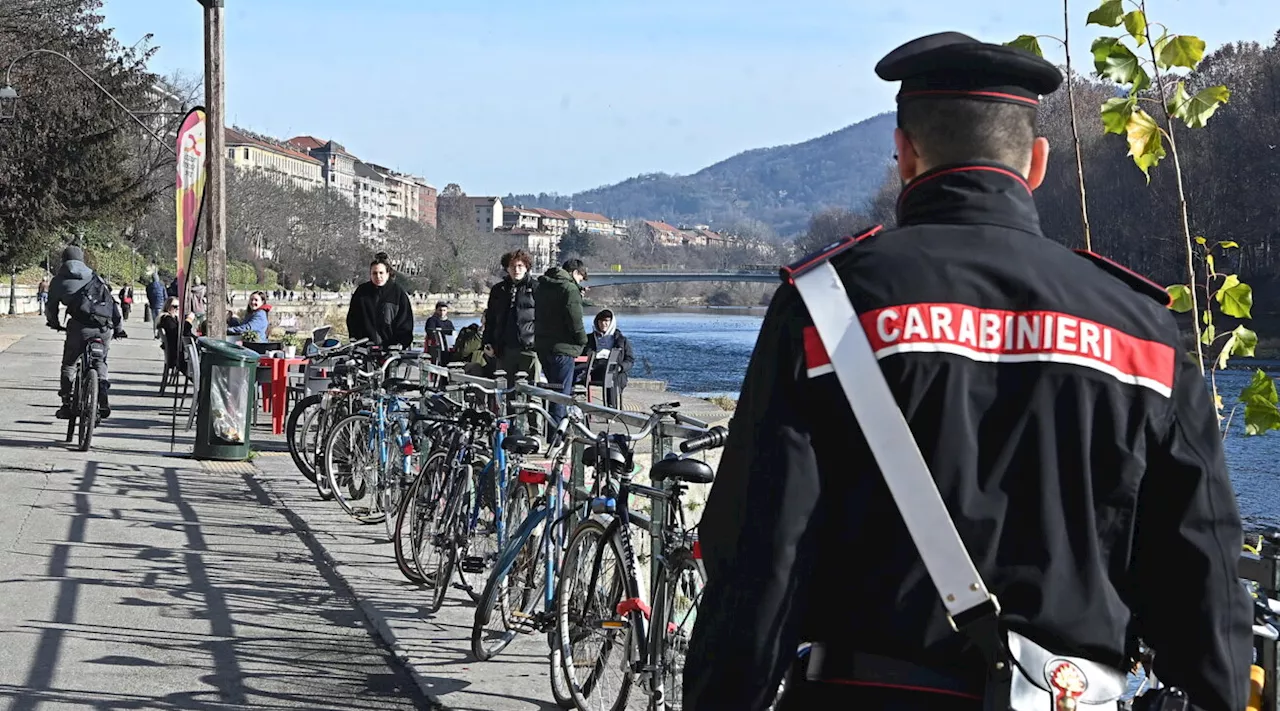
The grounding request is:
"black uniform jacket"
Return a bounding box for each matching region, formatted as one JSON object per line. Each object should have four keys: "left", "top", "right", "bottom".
{"left": 683, "top": 161, "right": 1251, "bottom": 711}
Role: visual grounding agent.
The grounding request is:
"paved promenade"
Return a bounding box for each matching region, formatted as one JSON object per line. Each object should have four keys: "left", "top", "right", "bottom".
{"left": 0, "top": 314, "right": 732, "bottom": 710}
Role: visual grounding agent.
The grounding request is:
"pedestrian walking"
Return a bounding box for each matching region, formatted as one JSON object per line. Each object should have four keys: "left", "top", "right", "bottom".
{"left": 683, "top": 31, "right": 1250, "bottom": 711}
{"left": 118, "top": 283, "right": 134, "bottom": 321}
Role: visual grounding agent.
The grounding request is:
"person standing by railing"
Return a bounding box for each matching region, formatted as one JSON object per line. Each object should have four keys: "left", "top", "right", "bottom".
{"left": 534, "top": 258, "right": 588, "bottom": 426}
{"left": 482, "top": 249, "right": 538, "bottom": 386}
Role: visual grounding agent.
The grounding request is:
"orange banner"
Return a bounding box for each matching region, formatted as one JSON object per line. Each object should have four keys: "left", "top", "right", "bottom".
{"left": 175, "top": 107, "right": 208, "bottom": 321}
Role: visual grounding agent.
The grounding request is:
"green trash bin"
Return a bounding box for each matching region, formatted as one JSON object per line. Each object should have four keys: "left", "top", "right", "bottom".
{"left": 193, "top": 337, "right": 261, "bottom": 461}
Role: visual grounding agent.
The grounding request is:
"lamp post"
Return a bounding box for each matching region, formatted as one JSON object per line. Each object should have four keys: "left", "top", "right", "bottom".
{"left": 0, "top": 48, "right": 176, "bottom": 156}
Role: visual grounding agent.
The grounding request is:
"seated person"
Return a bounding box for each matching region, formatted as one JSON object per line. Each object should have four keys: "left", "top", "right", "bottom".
{"left": 577, "top": 309, "right": 634, "bottom": 406}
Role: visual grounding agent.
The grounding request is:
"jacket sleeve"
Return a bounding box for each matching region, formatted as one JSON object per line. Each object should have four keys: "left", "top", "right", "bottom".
{"left": 683, "top": 285, "right": 823, "bottom": 711}
{"left": 345, "top": 292, "right": 363, "bottom": 341}
{"left": 1127, "top": 356, "right": 1251, "bottom": 711}
{"left": 481, "top": 284, "right": 500, "bottom": 347}
{"left": 567, "top": 288, "right": 587, "bottom": 348}
{"left": 393, "top": 290, "right": 415, "bottom": 348}
{"left": 620, "top": 334, "right": 635, "bottom": 373}
{"left": 45, "top": 280, "right": 61, "bottom": 328}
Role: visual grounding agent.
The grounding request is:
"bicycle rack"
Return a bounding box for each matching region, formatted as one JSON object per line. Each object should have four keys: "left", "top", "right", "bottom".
{"left": 1240, "top": 529, "right": 1280, "bottom": 711}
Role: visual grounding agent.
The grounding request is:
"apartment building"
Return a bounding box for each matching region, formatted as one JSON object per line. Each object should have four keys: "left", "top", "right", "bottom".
{"left": 503, "top": 207, "right": 542, "bottom": 231}
{"left": 354, "top": 161, "right": 390, "bottom": 239}
{"left": 468, "top": 197, "right": 504, "bottom": 232}
{"left": 500, "top": 230, "right": 558, "bottom": 273}
{"left": 226, "top": 127, "right": 324, "bottom": 192}
{"left": 637, "top": 219, "right": 684, "bottom": 247}
{"left": 288, "top": 135, "right": 358, "bottom": 203}
{"left": 565, "top": 210, "right": 615, "bottom": 236}
{"left": 417, "top": 182, "right": 438, "bottom": 228}
{"left": 530, "top": 208, "right": 570, "bottom": 237}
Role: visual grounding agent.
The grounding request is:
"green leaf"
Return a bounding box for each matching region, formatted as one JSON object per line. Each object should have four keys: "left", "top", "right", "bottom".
{"left": 1232, "top": 326, "right": 1258, "bottom": 358}
{"left": 1241, "top": 370, "right": 1280, "bottom": 436}
{"left": 1167, "top": 284, "right": 1193, "bottom": 313}
{"left": 1202, "top": 309, "right": 1212, "bottom": 325}
{"left": 1170, "top": 84, "right": 1231, "bottom": 129}
{"left": 1125, "top": 108, "right": 1166, "bottom": 179}
{"left": 1201, "top": 322, "right": 1216, "bottom": 346}
{"left": 1220, "top": 241, "right": 1240, "bottom": 249}
{"left": 1100, "top": 97, "right": 1136, "bottom": 134}
{"left": 1124, "top": 10, "right": 1148, "bottom": 46}
{"left": 1158, "top": 35, "right": 1207, "bottom": 70}
{"left": 1216, "top": 274, "right": 1254, "bottom": 319}
{"left": 1006, "top": 35, "right": 1045, "bottom": 57}
{"left": 1206, "top": 253, "right": 1216, "bottom": 275}
{"left": 1092, "top": 38, "right": 1151, "bottom": 91}
{"left": 1194, "top": 236, "right": 1207, "bottom": 245}
{"left": 1087, "top": 0, "right": 1125, "bottom": 27}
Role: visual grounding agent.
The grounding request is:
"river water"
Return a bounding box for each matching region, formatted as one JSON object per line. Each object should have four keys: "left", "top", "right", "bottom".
{"left": 595, "top": 307, "right": 1280, "bottom": 531}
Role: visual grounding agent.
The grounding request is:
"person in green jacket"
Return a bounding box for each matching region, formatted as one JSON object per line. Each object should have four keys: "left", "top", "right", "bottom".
{"left": 534, "top": 258, "right": 588, "bottom": 425}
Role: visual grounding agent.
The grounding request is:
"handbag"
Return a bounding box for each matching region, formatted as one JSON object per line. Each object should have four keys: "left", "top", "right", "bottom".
{"left": 790, "top": 258, "right": 1131, "bottom": 711}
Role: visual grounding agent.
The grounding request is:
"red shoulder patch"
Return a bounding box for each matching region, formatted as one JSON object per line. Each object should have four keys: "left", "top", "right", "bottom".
{"left": 1073, "top": 250, "right": 1172, "bottom": 307}
{"left": 803, "top": 326, "right": 833, "bottom": 378}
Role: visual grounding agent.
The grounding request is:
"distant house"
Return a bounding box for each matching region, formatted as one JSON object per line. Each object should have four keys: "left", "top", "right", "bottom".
{"left": 287, "top": 135, "right": 358, "bottom": 203}
{"left": 638, "top": 220, "right": 684, "bottom": 247}
{"left": 497, "top": 229, "right": 558, "bottom": 273}
{"left": 530, "top": 208, "right": 571, "bottom": 237}
{"left": 503, "top": 207, "right": 542, "bottom": 231}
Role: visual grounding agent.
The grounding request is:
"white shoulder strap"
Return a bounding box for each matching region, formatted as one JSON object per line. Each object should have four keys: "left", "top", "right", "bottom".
{"left": 791, "top": 260, "right": 999, "bottom": 625}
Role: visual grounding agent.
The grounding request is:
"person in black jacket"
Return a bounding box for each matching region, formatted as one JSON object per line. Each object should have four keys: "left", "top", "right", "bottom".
{"left": 345, "top": 253, "right": 414, "bottom": 349}
{"left": 683, "top": 32, "right": 1250, "bottom": 711}
{"left": 482, "top": 249, "right": 538, "bottom": 386}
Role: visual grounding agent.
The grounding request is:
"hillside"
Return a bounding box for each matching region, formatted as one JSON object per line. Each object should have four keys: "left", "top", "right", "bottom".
{"left": 504, "top": 112, "right": 896, "bottom": 238}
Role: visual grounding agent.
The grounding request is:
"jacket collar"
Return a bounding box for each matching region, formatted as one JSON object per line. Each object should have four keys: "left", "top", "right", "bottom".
{"left": 896, "top": 161, "right": 1041, "bottom": 234}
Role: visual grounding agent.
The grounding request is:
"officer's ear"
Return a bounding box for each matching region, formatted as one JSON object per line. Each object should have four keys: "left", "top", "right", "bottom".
{"left": 893, "top": 128, "right": 921, "bottom": 182}
{"left": 1027, "top": 136, "right": 1050, "bottom": 191}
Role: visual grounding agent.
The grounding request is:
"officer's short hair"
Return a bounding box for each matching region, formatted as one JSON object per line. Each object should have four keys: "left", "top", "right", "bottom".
{"left": 897, "top": 97, "right": 1037, "bottom": 169}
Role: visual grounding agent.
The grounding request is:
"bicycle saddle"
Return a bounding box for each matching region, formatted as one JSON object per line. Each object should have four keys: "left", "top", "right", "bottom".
{"left": 502, "top": 435, "right": 540, "bottom": 455}
{"left": 583, "top": 443, "right": 629, "bottom": 475}
{"left": 384, "top": 377, "right": 419, "bottom": 394}
{"left": 651, "top": 457, "right": 714, "bottom": 485}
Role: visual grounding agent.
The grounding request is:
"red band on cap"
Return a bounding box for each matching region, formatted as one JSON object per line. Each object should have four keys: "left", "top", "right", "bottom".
{"left": 900, "top": 90, "right": 1040, "bottom": 106}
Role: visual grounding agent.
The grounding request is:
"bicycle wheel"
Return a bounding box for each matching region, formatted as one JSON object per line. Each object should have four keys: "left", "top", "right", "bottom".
{"left": 394, "top": 451, "right": 447, "bottom": 584}
{"left": 323, "top": 414, "right": 385, "bottom": 524}
{"left": 429, "top": 465, "right": 474, "bottom": 613}
{"left": 556, "top": 518, "right": 635, "bottom": 711}
{"left": 287, "top": 393, "right": 323, "bottom": 482}
{"left": 471, "top": 489, "right": 547, "bottom": 661}
{"left": 410, "top": 451, "right": 452, "bottom": 590}
{"left": 649, "top": 547, "right": 706, "bottom": 711}
{"left": 78, "top": 370, "right": 99, "bottom": 452}
{"left": 458, "top": 454, "right": 505, "bottom": 602}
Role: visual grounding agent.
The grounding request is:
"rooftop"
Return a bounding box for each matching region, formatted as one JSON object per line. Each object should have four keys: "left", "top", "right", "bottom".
{"left": 227, "top": 128, "right": 322, "bottom": 164}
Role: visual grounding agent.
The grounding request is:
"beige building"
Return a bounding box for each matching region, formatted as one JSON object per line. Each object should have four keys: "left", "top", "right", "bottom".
{"left": 531, "top": 208, "right": 570, "bottom": 237}
{"left": 638, "top": 220, "right": 684, "bottom": 247}
{"left": 566, "top": 210, "right": 615, "bottom": 236}
{"left": 226, "top": 127, "right": 324, "bottom": 192}
{"left": 288, "top": 135, "right": 358, "bottom": 202}
{"left": 354, "top": 161, "right": 390, "bottom": 240}
{"left": 499, "top": 229, "right": 558, "bottom": 273}
{"left": 468, "top": 197, "right": 504, "bottom": 232}
{"left": 503, "top": 207, "right": 542, "bottom": 231}
{"left": 371, "top": 166, "right": 421, "bottom": 223}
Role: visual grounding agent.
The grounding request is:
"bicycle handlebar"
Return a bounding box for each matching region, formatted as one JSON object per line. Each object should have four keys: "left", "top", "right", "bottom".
{"left": 680, "top": 425, "right": 729, "bottom": 453}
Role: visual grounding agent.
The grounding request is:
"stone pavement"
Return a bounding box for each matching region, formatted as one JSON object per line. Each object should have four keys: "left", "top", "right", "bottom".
{"left": 0, "top": 315, "right": 429, "bottom": 710}
{"left": 0, "top": 313, "right": 735, "bottom": 710}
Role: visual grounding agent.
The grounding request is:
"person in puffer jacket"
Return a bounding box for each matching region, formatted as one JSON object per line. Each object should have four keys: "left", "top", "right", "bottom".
{"left": 345, "top": 253, "right": 415, "bottom": 349}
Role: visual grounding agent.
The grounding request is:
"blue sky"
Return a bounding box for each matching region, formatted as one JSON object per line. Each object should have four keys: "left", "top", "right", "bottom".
{"left": 101, "top": 0, "right": 1276, "bottom": 196}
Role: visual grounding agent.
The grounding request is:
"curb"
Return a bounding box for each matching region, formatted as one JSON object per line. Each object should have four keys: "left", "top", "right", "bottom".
{"left": 240, "top": 460, "right": 450, "bottom": 710}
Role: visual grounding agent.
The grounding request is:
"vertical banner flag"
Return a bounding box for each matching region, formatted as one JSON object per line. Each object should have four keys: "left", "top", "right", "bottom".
{"left": 175, "top": 107, "right": 208, "bottom": 322}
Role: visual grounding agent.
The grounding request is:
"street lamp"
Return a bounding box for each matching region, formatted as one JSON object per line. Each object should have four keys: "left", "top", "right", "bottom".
{"left": 1, "top": 48, "right": 176, "bottom": 156}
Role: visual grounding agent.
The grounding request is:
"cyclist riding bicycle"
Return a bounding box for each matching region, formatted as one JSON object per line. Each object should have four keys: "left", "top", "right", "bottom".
{"left": 46, "top": 246, "right": 126, "bottom": 420}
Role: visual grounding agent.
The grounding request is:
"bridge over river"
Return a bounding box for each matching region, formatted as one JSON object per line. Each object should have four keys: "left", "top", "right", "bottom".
{"left": 583, "top": 267, "right": 778, "bottom": 287}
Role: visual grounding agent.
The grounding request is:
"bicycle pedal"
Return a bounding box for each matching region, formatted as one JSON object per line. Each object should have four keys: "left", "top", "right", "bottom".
{"left": 460, "top": 556, "right": 487, "bottom": 573}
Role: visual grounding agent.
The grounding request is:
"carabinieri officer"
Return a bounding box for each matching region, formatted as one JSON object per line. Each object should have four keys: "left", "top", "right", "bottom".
{"left": 682, "top": 31, "right": 1250, "bottom": 711}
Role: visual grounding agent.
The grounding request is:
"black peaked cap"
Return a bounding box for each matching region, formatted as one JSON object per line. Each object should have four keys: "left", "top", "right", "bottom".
{"left": 875, "top": 32, "right": 1063, "bottom": 107}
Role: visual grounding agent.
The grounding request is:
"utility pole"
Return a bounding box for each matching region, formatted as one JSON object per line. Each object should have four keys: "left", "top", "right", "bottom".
{"left": 202, "top": 0, "right": 228, "bottom": 338}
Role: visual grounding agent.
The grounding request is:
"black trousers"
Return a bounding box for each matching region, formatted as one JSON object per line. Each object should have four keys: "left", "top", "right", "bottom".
{"left": 775, "top": 656, "right": 983, "bottom": 711}
{"left": 60, "top": 327, "right": 111, "bottom": 401}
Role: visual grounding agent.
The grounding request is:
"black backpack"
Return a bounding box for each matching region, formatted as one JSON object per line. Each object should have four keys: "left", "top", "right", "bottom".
{"left": 67, "top": 276, "right": 115, "bottom": 328}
